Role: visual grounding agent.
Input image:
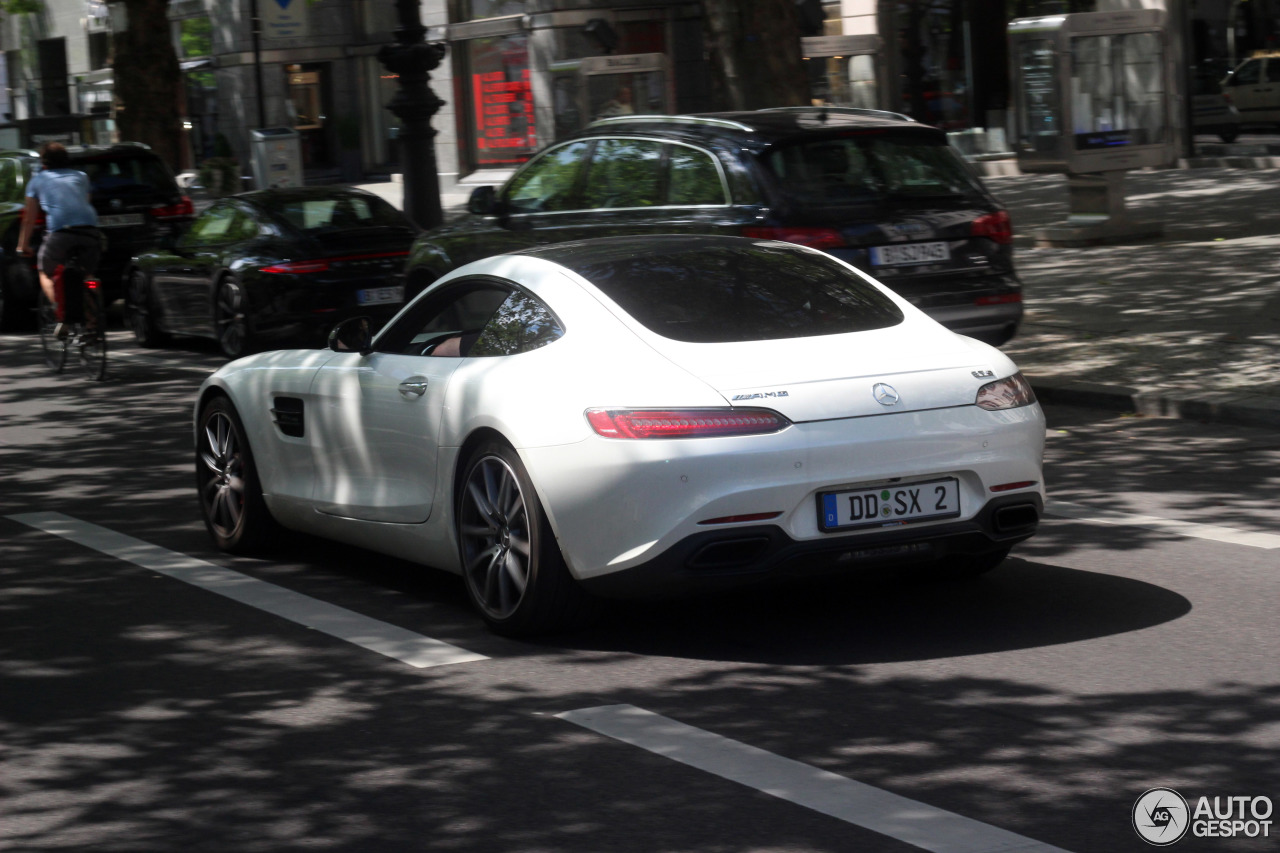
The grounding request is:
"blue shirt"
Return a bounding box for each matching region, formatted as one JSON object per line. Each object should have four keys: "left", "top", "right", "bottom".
{"left": 26, "top": 167, "right": 98, "bottom": 232}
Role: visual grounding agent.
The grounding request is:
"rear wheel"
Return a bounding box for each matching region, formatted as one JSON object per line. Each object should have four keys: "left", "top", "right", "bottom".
{"left": 37, "top": 290, "right": 66, "bottom": 373}
{"left": 214, "top": 276, "right": 254, "bottom": 359}
{"left": 126, "top": 269, "right": 167, "bottom": 347}
{"left": 196, "top": 395, "right": 277, "bottom": 553}
{"left": 78, "top": 282, "right": 107, "bottom": 381}
{"left": 456, "top": 440, "right": 594, "bottom": 636}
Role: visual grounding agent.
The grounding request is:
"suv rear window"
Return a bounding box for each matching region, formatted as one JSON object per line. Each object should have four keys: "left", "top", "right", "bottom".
{"left": 763, "top": 133, "right": 985, "bottom": 209}
{"left": 557, "top": 239, "right": 904, "bottom": 343}
{"left": 74, "top": 154, "right": 178, "bottom": 195}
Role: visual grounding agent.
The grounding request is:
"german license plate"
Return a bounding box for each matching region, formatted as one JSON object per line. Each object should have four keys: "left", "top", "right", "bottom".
{"left": 870, "top": 241, "right": 949, "bottom": 266}
{"left": 818, "top": 477, "right": 961, "bottom": 532}
{"left": 357, "top": 285, "right": 404, "bottom": 306}
{"left": 99, "top": 213, "right": 145, "bottom": 228}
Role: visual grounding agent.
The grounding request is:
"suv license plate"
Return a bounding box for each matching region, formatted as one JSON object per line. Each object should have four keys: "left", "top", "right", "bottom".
{"left": 818, "top": 477, "right": 961, "bottom": 532}
{"left": 99, "top": 213, "right": 145, "bottom": 228}
{"left": 358, "top": 285, "right": 404, "bottom": 306}
{"left": 870, "top": 242, "right": 949, "bottom": 266}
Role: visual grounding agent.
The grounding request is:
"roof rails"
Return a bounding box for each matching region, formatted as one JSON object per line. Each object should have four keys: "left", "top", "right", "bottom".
{"left": 756, "top": 106, "right": 917, "bottom": 123}
{"left": 586, "top": 114, "right": 756, "bottom": 132}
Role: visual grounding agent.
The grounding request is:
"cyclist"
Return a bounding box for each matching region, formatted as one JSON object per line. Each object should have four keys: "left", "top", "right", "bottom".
{"left": 16, "top": 142, "right": 103, "bottom": 337}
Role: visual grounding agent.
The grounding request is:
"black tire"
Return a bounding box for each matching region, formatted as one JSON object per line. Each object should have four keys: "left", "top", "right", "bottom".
{"left": 78, "top": 282, "right": 107, "bottom": 381}
{"left": 196, "top": 395, "right": 278, "bottom": 553}
{"left": 930, "top": 546, "right": 1011, "bottom": 581}
{"left": 37, "top": 289, "right": 67, "bottom": 373}
{"left": 456, "top": 440, "right": 595, "bottom": 636}
{"left": 213, "top": 276, "right": 254, "bottom": 360}
{"left": 126, "top": 269, "right": 167, "bottom": 348}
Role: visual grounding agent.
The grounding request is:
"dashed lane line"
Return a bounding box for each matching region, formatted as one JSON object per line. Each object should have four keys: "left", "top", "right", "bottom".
{"left": 558, "top": 705, "right": 1072, "bottom": 853}
{"left": 1046, "top": 500, "right": 1280, "bottom": 549}
{"left": 8, "top": 511, "right": 488, "bottom": 669}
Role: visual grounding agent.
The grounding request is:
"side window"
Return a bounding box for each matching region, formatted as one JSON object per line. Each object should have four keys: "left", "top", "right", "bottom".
{"left": 375, "top": 281, "right": 512, "bottom": 357}
{"left": 582, "top": 138, "right": 664, "bottom": 209}
{"left": 1231, "top": 60, "right": 1261, "bottom": 86}
{"left": 179, "top": 204, "right": 241, "bottom": 246}
{"left": 0, "top": 158, "right": 16, "bottom": 202}
{"left": 506, "top": 141, "right": 590, "bottom": 214}
{"left": 230, "top": 208, "right": 261, "bottom": 242}
{"left": 469, "top": 290, "right": 564, "bottom": 357}
{"left": 667, "top": 145, "right": 727, "bottom": 205}
{"left": 1267, "top": 61, "right": 1280, "bottom": 83}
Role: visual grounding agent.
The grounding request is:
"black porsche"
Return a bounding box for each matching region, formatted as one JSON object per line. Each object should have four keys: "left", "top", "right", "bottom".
{"left": 126, "top": 187, "right": 418, "bottom": 358}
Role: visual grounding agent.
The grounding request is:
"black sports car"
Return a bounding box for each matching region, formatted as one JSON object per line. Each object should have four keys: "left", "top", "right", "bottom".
{"left": 126, "top": 186, "right": 419, "bottom": 358}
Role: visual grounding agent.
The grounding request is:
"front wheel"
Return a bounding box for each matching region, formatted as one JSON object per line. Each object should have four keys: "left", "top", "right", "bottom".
{"left": 456, "top": 440, "right": 595, "bottom": 636}
{"left": 196, "top": 395, "right": 278, "bottom": 552}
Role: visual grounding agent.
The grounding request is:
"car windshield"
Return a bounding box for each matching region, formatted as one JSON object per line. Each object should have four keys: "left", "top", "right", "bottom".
{"left": 762, "top": 133, "right": 986, "bottom": 208}
{"left": 552, "top": 238, "right": 904, "bottom": 343}
{"left": 269, "top": 195, "right": 411, "bottom": 233}
{"left": 76, "top": 155, "right": 178, "bottom": 195}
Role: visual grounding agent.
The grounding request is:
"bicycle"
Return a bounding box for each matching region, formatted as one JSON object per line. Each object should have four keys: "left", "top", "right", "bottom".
{"left": 36, "top": 253, "right": 107, "bottom": 381}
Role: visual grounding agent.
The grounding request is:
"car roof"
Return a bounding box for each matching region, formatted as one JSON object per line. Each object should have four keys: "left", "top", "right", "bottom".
{"left": 516, "top": 233, "right": 799, "bottom": 267}
{"left": 580, "top": 108, "right": 940, "bottom": 147}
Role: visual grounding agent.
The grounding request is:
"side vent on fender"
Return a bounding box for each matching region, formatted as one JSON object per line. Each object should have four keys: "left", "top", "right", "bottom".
{"left": 272, "top": 397, "right": 305, "bottom": 438}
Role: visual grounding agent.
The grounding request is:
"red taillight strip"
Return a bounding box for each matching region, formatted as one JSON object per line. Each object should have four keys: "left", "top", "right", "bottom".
{"left": 261, "top": 250, "right": 411, "bottom": 275}
{"left": 990, "top": 481, "right": 1037, "bottom": 492}
{"left": 698, "top": 511, "right": 783, "bottom": 525}
{"left": 152, "top": 196, "right": 195, "bottom": 219}
{"left": 586, "top": 408, "right": 791, "bottom": 439}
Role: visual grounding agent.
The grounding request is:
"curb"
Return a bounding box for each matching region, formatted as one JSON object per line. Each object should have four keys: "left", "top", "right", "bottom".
{"left": 1030, "top": 379, "right": 1280, "bottom": 430}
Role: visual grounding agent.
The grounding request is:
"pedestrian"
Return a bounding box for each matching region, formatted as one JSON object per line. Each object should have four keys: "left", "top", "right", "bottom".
{"left": 16, "top": 141, "right": 104, "bottom": 337}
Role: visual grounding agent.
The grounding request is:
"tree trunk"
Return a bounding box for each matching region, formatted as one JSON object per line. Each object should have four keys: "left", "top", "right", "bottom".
{"left": 111, "top": 0, "right": 186, "bottom": 172}
{"left": 703, "top": 0, "right": 809, "bottom": 111}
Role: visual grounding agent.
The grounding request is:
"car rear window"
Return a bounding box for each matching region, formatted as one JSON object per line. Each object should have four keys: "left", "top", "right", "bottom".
{"left": 75, "top": 155, "right": 178, "bottom": 195}
{"left": 269, "top": 195, "right": 411, "bottom": 233}
{"left": 763, "top": 133, "right": 986, "bottom": 209}
{"left": 558, "top": 239, "right": 904, "bottom": 343}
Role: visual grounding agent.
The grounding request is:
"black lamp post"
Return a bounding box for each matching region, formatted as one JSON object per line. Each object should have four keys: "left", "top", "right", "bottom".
{"left": 378, "top": 0, "right": 447, "bottom": 229}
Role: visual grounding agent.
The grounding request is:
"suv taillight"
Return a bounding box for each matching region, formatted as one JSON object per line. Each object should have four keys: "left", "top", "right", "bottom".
{"left": 152, "top": 196, "right": 195, "bottom": 220}
{"left": 971, "top": 210, "right": 1013, "bottom": 245}
{"left": 743, "top": 226, "right": 846, "bottom": 250}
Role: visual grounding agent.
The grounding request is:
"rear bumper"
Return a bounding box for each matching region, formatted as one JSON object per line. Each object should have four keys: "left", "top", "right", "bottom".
{"left": 579, "top": 492, "right": 1042, "bottom": 599}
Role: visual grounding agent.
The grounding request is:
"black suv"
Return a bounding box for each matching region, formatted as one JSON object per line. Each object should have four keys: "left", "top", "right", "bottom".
{"left": 404, "top": 108, "right": 1022, "bottom": 345}
{"left": 0, "top": 143, "right": 194, "bottom": 329}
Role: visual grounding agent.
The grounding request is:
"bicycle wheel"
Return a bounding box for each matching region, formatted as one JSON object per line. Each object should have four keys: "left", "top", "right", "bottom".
{"left": 78, "top": 282, "right": 107, "bottom": 381}
{"left": 37, "top": 290, "right": 67, "bottom": 373}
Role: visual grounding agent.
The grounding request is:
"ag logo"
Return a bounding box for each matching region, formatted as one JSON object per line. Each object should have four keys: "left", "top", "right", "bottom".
{"left": 1133, "top": 787, "right": 1190, "bottom": 845}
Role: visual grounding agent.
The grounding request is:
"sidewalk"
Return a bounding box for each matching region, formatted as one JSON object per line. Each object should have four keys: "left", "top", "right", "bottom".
{"left": 355, "top": 160, "right": 1280, "bottom": 431}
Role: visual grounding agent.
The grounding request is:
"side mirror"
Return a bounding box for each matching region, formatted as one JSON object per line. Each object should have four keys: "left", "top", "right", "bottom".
{"left": 329, "top": 315, "right": 373, "bottom": 354}
{"left": 467, "top": 185, "right": 499, "bottom": 216}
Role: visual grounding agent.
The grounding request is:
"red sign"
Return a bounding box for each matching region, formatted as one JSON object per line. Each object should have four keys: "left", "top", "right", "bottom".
{"left": 472, "top": 69, "right": 536, "bottom": 164}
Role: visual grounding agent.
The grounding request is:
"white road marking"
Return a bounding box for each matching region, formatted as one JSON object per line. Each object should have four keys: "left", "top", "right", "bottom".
{"left": 557, "top": 705, "right": 1071, "bottom": 853}
{"left": 8, "top": 512, "right": 488, "bottom": 669}
{"left": 1046, "top": 500, "right": 1280, "bottom": 549}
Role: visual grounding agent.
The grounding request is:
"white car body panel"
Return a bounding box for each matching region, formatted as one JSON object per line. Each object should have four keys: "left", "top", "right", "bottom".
{"left": 197, "top": 242, "right": 1046, "bottom": 591}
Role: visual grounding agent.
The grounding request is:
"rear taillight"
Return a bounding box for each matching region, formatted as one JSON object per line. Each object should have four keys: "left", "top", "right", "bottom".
{"left": 85, "top": 279, "right": 100, "bottom": 290}
{"left": 152, "top": 196, "right": 195, "bottom": 220}
{"left": 261, "top": 260, "right": 330, "bottom": 274}
{"left": 743, "top": 226, "right": 846, "bottom": 250}
{"left": 971, "top": 210, "right": 1013, "bottom": 245}
{"left": 585, "top": 408, "right": 791, "bottom": 439}
{"left": 974, "top": 292, "right": 1022, "bottom": 306}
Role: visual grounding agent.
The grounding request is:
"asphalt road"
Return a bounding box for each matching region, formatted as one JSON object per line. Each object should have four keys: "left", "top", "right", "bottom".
{"left": 2, "top": 329, "right": 1278, "bottom": 853}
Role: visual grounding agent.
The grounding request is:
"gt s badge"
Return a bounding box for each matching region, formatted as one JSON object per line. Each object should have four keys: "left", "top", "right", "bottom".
{"left": 972, "top": 370, "right": 995, "bottom": 379}
{"left": 732, "top": 390, "right": 790, "bottom": 401}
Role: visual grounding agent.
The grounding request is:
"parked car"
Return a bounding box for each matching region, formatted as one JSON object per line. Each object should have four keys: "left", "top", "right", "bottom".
{"left": 196, "top": 234, "right": 1046, "bottom": 636}
{"left": 405, "top": 108, "right": 1024, "bottom": 346}
{"left": 0, "top": 142, "right": 195, "bottom": 330}
{"left": 1194, "top": 66, "right": 1241, "bottom": 142}
{"left": 127, "top": 186, "right": 419, "bottom": 358}
{"left": 1220, "top": 51, "right": 1280, "bottom": 131}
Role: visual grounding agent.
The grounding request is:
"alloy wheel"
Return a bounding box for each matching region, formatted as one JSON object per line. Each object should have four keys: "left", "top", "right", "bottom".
{"left": 458, "top": 455, "right": 533, "bottom": 620}
{"left": 215, "top": 279, "right": 247, "bottom": 358}
{"left": 198, "top": 410, "right": 245, "bottom": 540}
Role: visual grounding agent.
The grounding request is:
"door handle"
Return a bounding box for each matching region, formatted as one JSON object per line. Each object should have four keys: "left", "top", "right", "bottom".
{"left": 398, "top": 377, "right": 428, "bottom": 397}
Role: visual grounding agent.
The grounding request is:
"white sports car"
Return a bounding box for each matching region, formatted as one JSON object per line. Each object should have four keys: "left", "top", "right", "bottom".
{"left": 195, "top": 235, "right": 1046, "bottom": 635}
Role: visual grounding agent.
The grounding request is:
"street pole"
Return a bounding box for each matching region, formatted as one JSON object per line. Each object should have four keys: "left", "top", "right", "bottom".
{"left": 379, "top": 0, "right": 447, "bottom": 229}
